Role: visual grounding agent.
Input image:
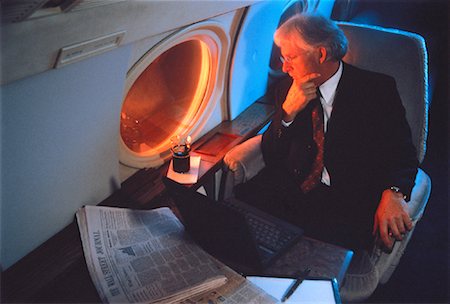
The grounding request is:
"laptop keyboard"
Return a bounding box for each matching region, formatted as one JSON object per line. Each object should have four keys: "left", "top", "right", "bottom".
{"left": 247, "top": 215, "right": 295, "bottom": 252}
{"left": 226, "top": 201, "right": 299, "bottom": 261}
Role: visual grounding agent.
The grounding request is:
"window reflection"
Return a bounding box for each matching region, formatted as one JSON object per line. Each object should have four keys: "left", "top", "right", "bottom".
{"left": 121, "top": 40, "right": 210, "bottom": 153}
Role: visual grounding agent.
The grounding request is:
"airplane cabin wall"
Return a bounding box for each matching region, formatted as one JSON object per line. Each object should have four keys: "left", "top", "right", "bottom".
{"left": 1, "top": 46, "right": 131, "bottom": 269}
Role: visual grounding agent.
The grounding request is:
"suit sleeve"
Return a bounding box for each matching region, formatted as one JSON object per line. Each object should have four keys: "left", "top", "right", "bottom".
{"left": 376, "top": 77, "right": 418, "bottom": 200}
{"left": 261, "top": 78, "right": 296, "bottom": 167}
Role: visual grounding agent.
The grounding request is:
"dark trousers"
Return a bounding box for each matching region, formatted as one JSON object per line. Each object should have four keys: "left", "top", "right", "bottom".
{"left": 234, "top": 167, "right": 378, "bottom": 251}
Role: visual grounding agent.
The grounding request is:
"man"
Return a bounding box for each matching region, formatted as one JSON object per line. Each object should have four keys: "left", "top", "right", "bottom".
{"left": 236, "top": 13, "right": 418, "bottom": 252}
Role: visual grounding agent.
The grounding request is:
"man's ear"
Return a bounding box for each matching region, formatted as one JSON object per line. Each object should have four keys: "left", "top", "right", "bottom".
{"left": 319, "top": 47, "right": 327, "bottom": 64}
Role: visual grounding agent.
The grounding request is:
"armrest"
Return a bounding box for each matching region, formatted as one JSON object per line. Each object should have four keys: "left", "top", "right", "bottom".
{"left": 223, "top": 134, "right": 265, "bottom": 184}
{"left": 407, "top": 168, "right": 432, "bottom": 221}
{"left": 222, "top": 135, "right": 265, "bottom": 199}
{"left": 341, "top": 169, "right": 432, "bottom": 301}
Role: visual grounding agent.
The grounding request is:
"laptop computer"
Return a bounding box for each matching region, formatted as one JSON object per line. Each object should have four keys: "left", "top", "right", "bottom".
{"left": 163, "top": 177, "right": 304, "bottom": 272}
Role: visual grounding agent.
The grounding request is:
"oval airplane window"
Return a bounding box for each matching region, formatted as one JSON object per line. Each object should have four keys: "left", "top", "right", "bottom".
{"left": 121, "top": 39, "right": 210, "bottom": 154}
{"left": 119, "top": 22, "right": 228, "bottom": 170}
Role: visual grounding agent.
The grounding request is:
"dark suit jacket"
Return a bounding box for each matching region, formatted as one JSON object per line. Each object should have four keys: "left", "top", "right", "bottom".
{"left": 262, "top": 63, "right": 418, "bottom": 202}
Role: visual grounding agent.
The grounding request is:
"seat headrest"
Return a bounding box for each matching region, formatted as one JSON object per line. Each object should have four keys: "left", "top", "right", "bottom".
{"left": 338, "top": 22, "right": 429, "bottom": 163}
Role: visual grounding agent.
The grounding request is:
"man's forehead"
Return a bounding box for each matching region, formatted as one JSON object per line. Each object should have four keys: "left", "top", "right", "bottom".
{"left": 279, "top": 36, "right": 311, "bottom": 54}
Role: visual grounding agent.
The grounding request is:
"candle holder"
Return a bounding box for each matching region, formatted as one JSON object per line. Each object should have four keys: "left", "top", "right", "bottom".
{"left": 170, "top": 135, "right": 191, "bottom": 173}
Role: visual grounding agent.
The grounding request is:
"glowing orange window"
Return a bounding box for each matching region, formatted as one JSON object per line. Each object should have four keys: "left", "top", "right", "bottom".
{"left": 121, "top": 40, "right": 210, "bottom": 154}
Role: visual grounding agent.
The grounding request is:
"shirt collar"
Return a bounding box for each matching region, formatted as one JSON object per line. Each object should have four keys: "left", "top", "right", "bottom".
{"left": 318, "top": 61, "right": 343, "bottom": 106}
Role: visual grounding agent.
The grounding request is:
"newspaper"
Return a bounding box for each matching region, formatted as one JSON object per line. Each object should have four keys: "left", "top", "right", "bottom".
{"left": 76, "top": 205, "right": 276, "bottom": 304}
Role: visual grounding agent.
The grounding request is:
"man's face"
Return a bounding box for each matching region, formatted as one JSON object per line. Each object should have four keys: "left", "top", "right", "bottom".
{"left": 279, "top": 36, "right": 320, "bottom": 82}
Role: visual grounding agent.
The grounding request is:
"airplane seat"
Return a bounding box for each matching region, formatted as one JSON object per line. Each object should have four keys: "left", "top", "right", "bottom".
{"left": 222, "top": 22, "right": 431, "bottom": 301}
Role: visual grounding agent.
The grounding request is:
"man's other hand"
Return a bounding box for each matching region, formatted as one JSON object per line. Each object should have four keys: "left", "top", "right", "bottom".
{"left": 373, "top": 189, "right": 414, "bottom": 250}
{"left": 282, "top": 73, "right": 321, "bottom": 122}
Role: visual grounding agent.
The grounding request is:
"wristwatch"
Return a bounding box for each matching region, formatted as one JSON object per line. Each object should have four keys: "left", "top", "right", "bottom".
{"left": 388, "top": 186, "right": 407, "bottom": 200}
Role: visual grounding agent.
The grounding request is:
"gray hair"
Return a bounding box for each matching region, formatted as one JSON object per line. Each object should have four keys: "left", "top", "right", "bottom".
{"left": 274, "top": 13, "right": 348, "bottom": 61}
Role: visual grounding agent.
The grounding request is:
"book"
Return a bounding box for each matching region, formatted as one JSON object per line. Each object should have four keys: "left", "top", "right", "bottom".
{"left": 76, "top": 205, "right": 276, "bottom": 303}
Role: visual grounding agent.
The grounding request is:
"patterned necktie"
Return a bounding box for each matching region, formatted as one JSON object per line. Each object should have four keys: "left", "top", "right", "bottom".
{"left": 300, "top": 92, "right": 324, "bottom": 193}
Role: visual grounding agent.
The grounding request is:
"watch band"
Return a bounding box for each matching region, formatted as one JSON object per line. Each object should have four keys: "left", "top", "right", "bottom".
{"left": 389, "top": 186, "right": 407, "bottom": 200}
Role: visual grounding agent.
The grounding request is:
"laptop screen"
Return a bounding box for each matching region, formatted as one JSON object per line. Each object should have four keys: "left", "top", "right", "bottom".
{"left": 163, "top": 177, "right": 264, "bottom": 270}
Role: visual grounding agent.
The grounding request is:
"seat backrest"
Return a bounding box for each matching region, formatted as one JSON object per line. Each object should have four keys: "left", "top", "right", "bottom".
{"left": 338, "top": 22, "right": 429, "bottom": 163}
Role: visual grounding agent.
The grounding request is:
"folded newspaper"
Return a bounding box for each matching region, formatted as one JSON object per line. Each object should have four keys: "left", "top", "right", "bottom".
{"left": 76, "top": 205, "right": 276, "bottom": 303}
